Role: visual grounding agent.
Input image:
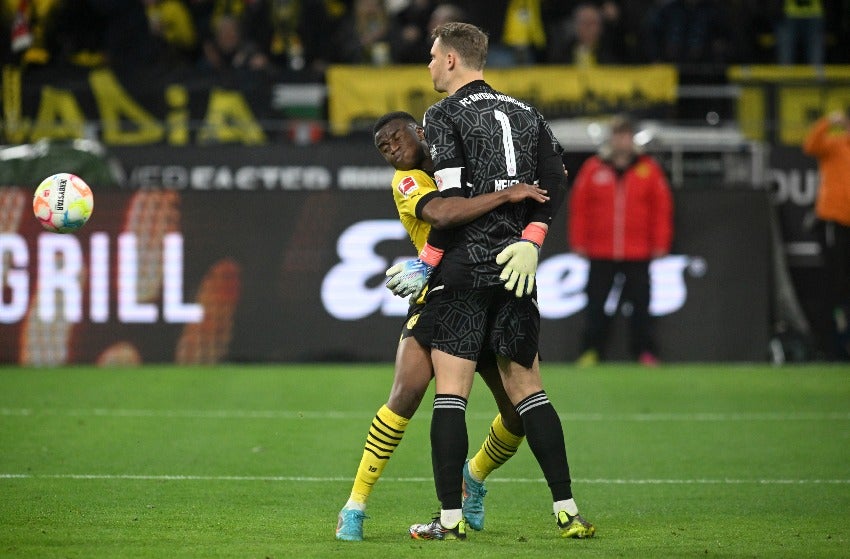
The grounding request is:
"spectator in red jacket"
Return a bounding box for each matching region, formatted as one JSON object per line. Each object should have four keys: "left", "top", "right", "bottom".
{"left": 568, "top": 115, "right": 673, "bottom": 366}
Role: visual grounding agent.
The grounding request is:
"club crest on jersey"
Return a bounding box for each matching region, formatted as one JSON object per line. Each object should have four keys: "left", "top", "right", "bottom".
{"left": 398, "top": 176, "right": 419, "bottom": 196}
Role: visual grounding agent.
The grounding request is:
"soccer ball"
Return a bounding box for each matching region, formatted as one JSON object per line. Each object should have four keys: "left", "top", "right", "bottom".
{"left": 32, "top": 173, "right": 94, "bottom": 233}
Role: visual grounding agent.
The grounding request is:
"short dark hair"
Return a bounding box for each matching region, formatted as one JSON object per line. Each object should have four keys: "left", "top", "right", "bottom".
{"left": 431, "top": 22, "right": 488, "bottom": 71}
{"left": 372, "top": 111, "right": 418, "bottom": 137}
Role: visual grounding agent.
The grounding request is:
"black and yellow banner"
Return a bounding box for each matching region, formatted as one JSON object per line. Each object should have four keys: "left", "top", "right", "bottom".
{"left": 729, "top": 65, "right": 850, "bottom": 145}
{"left": 327, "top": 64, "right": 678, "bottom": 135}
{"left": 2, "top": 64, "right": 275, "bottom": 147}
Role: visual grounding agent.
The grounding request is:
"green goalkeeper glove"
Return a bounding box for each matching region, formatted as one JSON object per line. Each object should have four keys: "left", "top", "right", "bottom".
{"left": 385, "top": 242, "right": 444, "bottom": 301}
{"left": 385, "top": 258, "right": 434, "bottom": 299}
{"left": 496, "top": 240, "right": 539, "bottom": 298}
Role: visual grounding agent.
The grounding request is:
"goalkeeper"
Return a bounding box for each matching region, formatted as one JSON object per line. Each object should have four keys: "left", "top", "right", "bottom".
{"left": 336, "top": 111, "right": 549, "bottom": 541}
{"left": 405, "top": 22, "right": 594, "bottom": 542}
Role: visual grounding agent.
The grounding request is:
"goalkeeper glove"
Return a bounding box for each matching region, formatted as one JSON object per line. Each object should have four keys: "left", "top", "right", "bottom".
{"left": 385, "top": 242, "right": 443, "bottom": 299}
{"left": 385, "top": 258, "right": 434, "bottom": 298}
{"left": 496, "top": 224, "right": 547, "bottom": 298}
{"left": 496, "top": 240, "right": 539, "bottom": 298}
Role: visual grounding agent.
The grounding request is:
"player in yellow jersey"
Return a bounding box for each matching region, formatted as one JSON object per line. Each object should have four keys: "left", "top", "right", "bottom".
{"left": 336, "top": 111, "right": 549, "bottom": 541}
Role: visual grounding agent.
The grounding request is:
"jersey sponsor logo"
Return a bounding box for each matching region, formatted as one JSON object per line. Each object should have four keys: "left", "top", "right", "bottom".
{"left": 397, "top": 176, "right": 418, "bottom": 196}
{"left": 320, "top": 220, "right": 706, "bottom": 320}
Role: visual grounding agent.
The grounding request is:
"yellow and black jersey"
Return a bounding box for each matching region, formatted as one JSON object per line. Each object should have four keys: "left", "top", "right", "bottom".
{"left": 390, "top": 167, "right": 437, "bottom": 253}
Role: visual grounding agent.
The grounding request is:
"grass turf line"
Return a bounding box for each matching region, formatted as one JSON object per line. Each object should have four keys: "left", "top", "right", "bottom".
{"left": 0, "top": 363, "right": 848, "bottom": 558}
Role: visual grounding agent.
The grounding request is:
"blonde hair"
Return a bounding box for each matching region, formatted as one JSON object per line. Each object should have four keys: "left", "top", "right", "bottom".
{"left": 431, "top": 22, "right": 488, "bottom": 71}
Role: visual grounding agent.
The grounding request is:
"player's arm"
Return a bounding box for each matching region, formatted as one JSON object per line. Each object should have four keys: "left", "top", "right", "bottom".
{"left": 416, "top": 182, "right": 549, "bottom": 230}
{"left": 527, "top": 120, "right": 568, "bottom": 232}
{"left": 496, "top": 120, "right": 568, "bottom": 297}
{"left": 386, "top": 106, "right": 466, "bottom": 298}
{"left": 385, "top": 193, "right": 462, "bottom": 298}
{"left": 502, "top": 120, "right": 567, "bottom": 252}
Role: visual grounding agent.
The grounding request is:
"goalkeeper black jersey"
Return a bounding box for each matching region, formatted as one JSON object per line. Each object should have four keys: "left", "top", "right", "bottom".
{"left": 423, "top": 80, "right": 566, "bottom": 289}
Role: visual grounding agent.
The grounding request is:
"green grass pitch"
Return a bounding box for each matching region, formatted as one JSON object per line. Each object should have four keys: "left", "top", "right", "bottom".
{"left": 1, "top": 363, "right": 848, "bottom": 558}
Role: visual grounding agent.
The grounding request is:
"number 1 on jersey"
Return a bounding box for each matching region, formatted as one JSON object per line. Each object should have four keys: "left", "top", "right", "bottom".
{"left": 494, "top": 110, "right": 517, "bottom": 177}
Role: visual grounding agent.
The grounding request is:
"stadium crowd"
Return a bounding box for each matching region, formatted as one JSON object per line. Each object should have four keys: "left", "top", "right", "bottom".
{"left": 2, "top": 0, "right": 848, "bottom": 80}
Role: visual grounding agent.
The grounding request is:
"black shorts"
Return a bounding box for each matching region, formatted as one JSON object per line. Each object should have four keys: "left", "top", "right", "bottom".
{"left": 431, "top": 287, "right": 540, "bottom": 369}
{"left": 400, "top": 286, "right": 498, "bottom": 371}
{"left": 400, "top": 286, "right": 441, "bottom": 348}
